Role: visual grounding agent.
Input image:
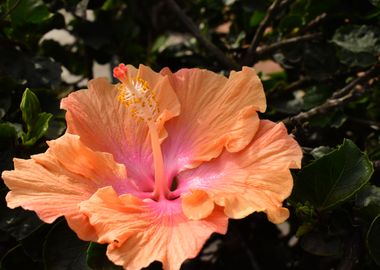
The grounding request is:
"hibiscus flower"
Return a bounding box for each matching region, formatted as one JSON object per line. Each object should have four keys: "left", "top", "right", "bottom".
{"left": 2, "top": 64, "right": 302, "bottom": 270}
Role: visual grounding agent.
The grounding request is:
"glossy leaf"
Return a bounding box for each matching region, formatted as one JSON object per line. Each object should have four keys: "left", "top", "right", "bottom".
{"left": 356, "top": 185, "right": 380, "bottom": 219}
{"left": 19, "top": 88, "right": 53, "bottom": 146}
{"left": 293, "top": 139, "right": 374, "bottom": 211}
{"left": 7, "top": 0, "right": 52, "bottom": 26}
{"left": 21, "top": 112, "right": 53, "bottom": 146}
{"left": 309, "top": 146, "right": 333, "bottom": 160}
{"left": 20, "top": 88, "right": 40, "bottom": 130}
{"left": 332, "top": 25, "right": 380, "bottom": 67}
{"left": 300, "top": 232, "right": 343, "bottom": 257}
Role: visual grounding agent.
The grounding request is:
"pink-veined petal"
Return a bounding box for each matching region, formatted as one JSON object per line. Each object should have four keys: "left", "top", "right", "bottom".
{"left": 177, "top": 120, "right": 302, "bottom": 224}
{"left": 79, "top": 187, "right": 228, "bottom": 270}
{"left": 61, "top": 65, "right": 180, "bottom": 191}
{"left": 161, "top": 67, "right": 266, "bottom": 177}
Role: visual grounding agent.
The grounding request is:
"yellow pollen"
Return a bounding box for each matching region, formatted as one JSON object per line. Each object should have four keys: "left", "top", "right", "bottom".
{"left": 117, "top": 77, "right": 159, "bottom": 122}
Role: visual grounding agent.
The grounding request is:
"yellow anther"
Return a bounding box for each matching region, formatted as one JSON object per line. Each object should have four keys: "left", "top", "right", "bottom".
{"left": 116, "top": 77, "right": 159, "bottom": 122}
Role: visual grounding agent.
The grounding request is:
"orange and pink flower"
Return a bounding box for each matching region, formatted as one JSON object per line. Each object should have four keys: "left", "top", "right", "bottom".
{"left": 2, "top": 64, "right": 302, "bottom": 270}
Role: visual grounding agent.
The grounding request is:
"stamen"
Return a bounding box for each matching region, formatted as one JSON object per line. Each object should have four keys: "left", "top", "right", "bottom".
{"left": 116, "top": 79, "right": 159, "bottom": 122}
{"left": 113, "top": 64, "right": 168, "bottom": 200}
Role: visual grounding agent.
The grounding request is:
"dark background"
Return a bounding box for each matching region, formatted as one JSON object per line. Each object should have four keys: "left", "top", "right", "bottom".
{"left": 0, "top": 0, "right": 380, "bottom": 269}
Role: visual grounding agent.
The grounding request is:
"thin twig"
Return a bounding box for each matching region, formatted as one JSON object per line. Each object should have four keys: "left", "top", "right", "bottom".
{"left": 283, "top": 89, "right": 358, "bottom": 126}
{"left": 243, "top": 0, "right": 283, "bottom": 66}
{"left": 331, "top": 64, "right": 380, "bottom": 99}
{"left": 300, "top": 13, "right": 327, "bottom": 34}
{"left": 282, "top": 77, "right": 312, "bottom": 92}
{"left": 257, "top": 33, "right": 323, "bottom": 57}
{"left": 164, "top": 0, "right": 240, "bottom": 70}
{"left": 1, "top": 0, "right": 21, "bottom": 20}
{"left": 282, "top": 63, "right": 380, "bottom": 127}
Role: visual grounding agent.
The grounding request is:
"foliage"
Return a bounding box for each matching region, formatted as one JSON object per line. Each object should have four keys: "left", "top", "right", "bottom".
{"left": 0, "top": 0, "right": 380, "bottom": 269}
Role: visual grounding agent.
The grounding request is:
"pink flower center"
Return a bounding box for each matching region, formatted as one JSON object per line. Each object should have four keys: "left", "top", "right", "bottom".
{"left": 114, "top": 64, "right": 173, "bottom": 201}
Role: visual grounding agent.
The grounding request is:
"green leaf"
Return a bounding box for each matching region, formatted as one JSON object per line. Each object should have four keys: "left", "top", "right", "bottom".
{"left": 7, "top": 0, "right": 52, "bottom": 26}
{"left": 300, "top": 232, "right": 343, "bottom": 256}
{"left": 20, "top": 88, "right": 40, "bottom": 129}
{"left": 86, "top": 243, "right": 123, "bottom": 270}
{"left": 261, "top": 71, "right": 287, "bottom": 94}
{"left": 302, "top": 86, "right": 331, "bottom": 111}
{"left": 367, "top": 215, "right": 380, "bottom": 266}
{"left": 0, "top": 95, "right": 11, "bottom": 120}
{"left": 332, "top": 25, "right": 380, "bottom": 53}
{"left": 308, "top": 110, "right": 347, "bottom": 128}
{"left": 294, "top": 201, "right": 317, "bottom": 237}
{"left": 279, "top": 14, "right": 304, "bottom": 32}
{"left": 249, "top": 10, "right": 265, "bottom": 27}
{"left": 332, "top": 25, "right": 380, "bottom": 67}
{"left": 357, "top": 185, "right": 380, "bottom": 209}
{"left": 0, "top": 122, "right": 17, "bottom": 142}
{"left": 356, "top": 185, "right": 380, "bottom": 219}
{"left": 19, "top": 92, "right": 53, "bottom": 145}
{"left": 43, "top": 220, "right": 90, "bottom": 270}
{"left": 151, "top": 35, "right": 168, "bottom": 53}
{"left": 292, "top": 139, "right": 374, "bottom": 211}
{"left": 22, "top": 112, "right": 53, "bottom": 146}
{"left": 310, "top": 146, "right": 333, "bottom": 160}
{"left": 45, "top": 119, "right": 66, "bottom": 139}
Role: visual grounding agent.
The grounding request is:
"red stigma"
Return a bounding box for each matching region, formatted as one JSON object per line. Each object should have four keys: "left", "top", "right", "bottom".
{"left": 113, "top": 63, "right": 128, "bottom": 80}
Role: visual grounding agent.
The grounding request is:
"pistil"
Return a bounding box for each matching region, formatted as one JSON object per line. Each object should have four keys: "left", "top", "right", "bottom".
{"left": 113, "top": 64, "right": 169, "bottom": 200}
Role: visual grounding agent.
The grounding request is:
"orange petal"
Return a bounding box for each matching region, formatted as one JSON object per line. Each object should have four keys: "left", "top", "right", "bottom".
{"left": 177, "top": 120, "right": 302, "bottom": 224}
{"left": 161, "top": 67, "right": 265, "bottom": 173}
{"left": 44, "top": 133, "right": 135, "bottom": 194}
{"left": 2, "top": 157, "right": 97, "bottom": 241}
{"left": 127, "top": 64, "right": 181, "bottom": 142}
{"left": 80, "top": 187, "right": 228, "bottom": 270}
{"left": 181, "top": 189, "right": 214, "bottom": 220}
{"left": 61, "top": 67, "right": 180, "bottom": 190}
{"left": 2, "top": 134, "right": 131, "bottom": 241}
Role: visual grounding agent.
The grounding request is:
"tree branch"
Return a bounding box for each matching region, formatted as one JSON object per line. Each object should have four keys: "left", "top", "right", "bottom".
{"left": 164, "top": 0, "right": 240, "bottom": 70}
{"left": 282, "top": 63, "right": 380, "bottom": 127}
{"left": 257, "top": 33, "right": 323, "bottom": 57}
{"left": 331, "top": 64, "right": 380, "bottom": 99}
{"left": 300, "top": 13, "right": 327, "bottom": 34}
{"left": 243, "top": 0, "right": 283, "bottom": 66}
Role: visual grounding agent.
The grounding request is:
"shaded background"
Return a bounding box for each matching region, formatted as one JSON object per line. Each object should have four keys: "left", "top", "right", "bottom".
{"left": 0, "top": 0, "right": 380, "bottom": 269}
